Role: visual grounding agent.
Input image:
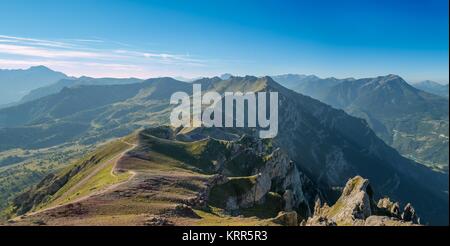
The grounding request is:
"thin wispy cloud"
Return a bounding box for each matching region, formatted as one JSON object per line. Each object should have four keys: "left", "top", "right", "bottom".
{"left": 64, "top": 38, "right": 105, "bottom": 43}
{"left": 0, "top": 58, "right": 154, "bottom": 78}
{"left": 0, "top": 43, "right": 110, "bottom": 59}
{"left": 0, "top": 35, "right": 73, "bottom": 49}
{"left": 114, "top": 49, "right": 205, "bottom": 65}
{"left": 0, "top": 35, "right": 214, "bottom": 78}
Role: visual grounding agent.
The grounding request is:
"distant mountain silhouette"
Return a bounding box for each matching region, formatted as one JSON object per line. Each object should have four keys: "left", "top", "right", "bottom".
{"left": 0, "top": 66, "right": 68, "bottom": 106}
{"left": 20, "top": 76, "right": 143, "bottom": 103}
{"left": 413, "top": 80, "right": 449, "bottom": 98}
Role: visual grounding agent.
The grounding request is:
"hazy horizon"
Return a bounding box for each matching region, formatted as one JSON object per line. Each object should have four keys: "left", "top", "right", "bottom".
{"left": 1, "top": 64, "right": 449, "bottom": 85}
{"left": 0, "top": 0, "right": 448, "bottom": 83}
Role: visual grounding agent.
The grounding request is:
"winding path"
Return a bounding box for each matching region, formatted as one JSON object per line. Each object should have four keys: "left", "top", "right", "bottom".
{"left": 23, "top": 141, "right": 137, "bottom": 217}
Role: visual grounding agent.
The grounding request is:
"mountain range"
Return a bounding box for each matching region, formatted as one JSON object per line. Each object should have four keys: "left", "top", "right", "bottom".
{"left": 0, "top": 77, "right": 192, "bottom": 150}
{"left": 0, "top": 66, "right": 68, "bottom": 107}
{"left": 0, "top": 74, "right": 447, "bottom": 225}
{"left": 413, "top": 80, "right": 449, "bottom": 98}
{"left": 20, "top": 76, "right": 143, "bottom": 103}
{"left": 273, "top": 74, "right": 449, "bottom": 169}
{"left": 3, "top": 128, "right": 424, "bottom": 226}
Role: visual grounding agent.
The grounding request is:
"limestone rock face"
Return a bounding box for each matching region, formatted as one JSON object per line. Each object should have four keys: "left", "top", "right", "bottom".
{"left": 377, "top": 197, "right": 400, "bottom": 218}
{"left": 207, "top": 135, "right": 318, "bottom": 219}
{"left": 220, "top": 148, "right": 310, "bottom": 212}
{"left": 402, "top": 203, "right": 419, "bottom": 224}
{"left": 259, "top": 148, "right": 310, "bottom": 214}
{"left": 306, "top": 176, "right": 420, "bottom": 226}
{"left": 237, "top": 172, "right": 271, "bottom": 208}
{"left": 336, "top": 176, "right": 374, "bottom": 221}
{"left": 283, "top": 190, "right": 294, "bottom": 211}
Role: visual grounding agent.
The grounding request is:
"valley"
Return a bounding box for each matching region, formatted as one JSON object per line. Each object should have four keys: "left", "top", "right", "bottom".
{"left": 274, "top": 74, "right": 449, "bottom": 169}
{"left": 3, "top": 127, "right": 422, "bottom": 226}
{"left": 0, "top": 72, "right": 448, "bottom": 225}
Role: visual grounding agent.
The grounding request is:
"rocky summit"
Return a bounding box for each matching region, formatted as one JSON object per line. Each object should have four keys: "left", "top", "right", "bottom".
{"left": 305, "top": 176, "right": 420, "bottom": 226}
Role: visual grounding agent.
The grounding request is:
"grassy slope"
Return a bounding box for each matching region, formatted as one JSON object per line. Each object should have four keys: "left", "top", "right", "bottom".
{"left": 0, "top": 144, "right": 90, "bottom": 212}
{"left": 5, "top": 129, "right": 284, "bottom": 225}
{"left": 2, "top": 134, "right": 137, "bottom": 219}
{"left": 36, "top": 135, "right": 136, "bottom": 210}
{"left": 139, "top": 131, "right": 228, "bottom": 173}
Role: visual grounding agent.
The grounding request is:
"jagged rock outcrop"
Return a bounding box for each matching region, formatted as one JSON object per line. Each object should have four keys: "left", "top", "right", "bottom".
{"left": 377, "top": 197, "right": 400, "bottom": 218}
{"left": 261, "top": 149, "right": 310, "bottom": 214}
{"left": 402, "top": 203, "right": 419, "bottom": 224}
{"left": 206, "top": 135, "right": 318, "bottom": 220}
{"left": 136, "top": 128, "right": 319, "bottom": 222}
{"left": 305, "top": 176, "right": 420, "bottom": 226}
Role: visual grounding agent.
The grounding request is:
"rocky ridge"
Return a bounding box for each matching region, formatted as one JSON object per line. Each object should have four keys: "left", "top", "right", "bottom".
{"left": 181, "top": 132, "right": 320, "bottom": 222}
{"left": 306, "top": 176, "right": 420, "bottom": 226}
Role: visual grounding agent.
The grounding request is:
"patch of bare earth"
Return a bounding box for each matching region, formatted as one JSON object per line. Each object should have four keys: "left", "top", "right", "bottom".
{"left": 10, "top": 150, "right": 211, "bottom": 226}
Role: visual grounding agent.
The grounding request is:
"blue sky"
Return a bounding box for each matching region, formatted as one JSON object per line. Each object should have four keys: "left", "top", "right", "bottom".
{"left": 0, "top": 0, "right": 448, "bottom": 82}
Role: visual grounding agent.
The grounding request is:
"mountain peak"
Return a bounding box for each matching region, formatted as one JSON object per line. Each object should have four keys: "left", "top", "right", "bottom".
{"left": 382, "top": 74, "right": 403, "bottom": 81}
{"left": 415, "top": 80, "right": 443, "bottom": 87}
{"left": 26, "top": 66, "right": 68, "bottom": 78}
{"left": 0, "top": 65, "right": 69, "bottom": 105}
{"left": 306, "top": 176, "right": 420, "bottom": 226}
{"left": 412, "top": 80, "right": 449, "bottom": 98}
{"left": 225, "top": 75, "right": 260, "bottom": 82}
{"left": 220, "top": 73, "right": 233, "bottom": 80}
{"left": 28, "top": 65, "right": 54, "bottom": 72}
{"left": 369, "top": 74, "right": 409, "bottom": 87}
